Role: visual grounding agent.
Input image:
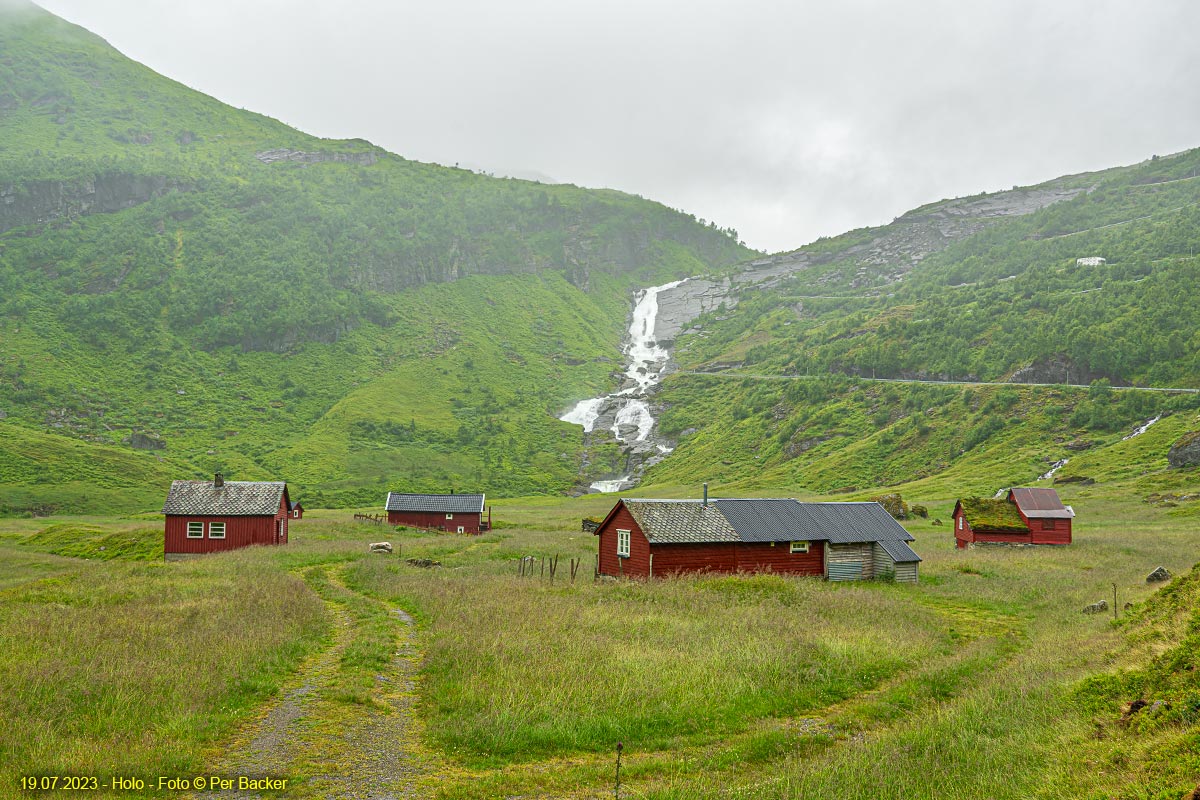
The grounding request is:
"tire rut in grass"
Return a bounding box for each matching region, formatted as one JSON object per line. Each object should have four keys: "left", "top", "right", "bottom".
{"left": 192, "top": 565, "right": 432, "bottom": 799}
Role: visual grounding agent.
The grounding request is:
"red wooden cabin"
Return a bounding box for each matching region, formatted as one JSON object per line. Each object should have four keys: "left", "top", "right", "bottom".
{"left": 385, "top": 492, "right": 490, "bottom": 534}
{"left": 952, "top": 487, "right": 1073, "bottom": 548}
{"left": 163, "top": 473, "right": 290, "bottom": 560}
{"left": 593, "top": 496, "right": 919, "bottom": 582}
{"left": 289, "top": 501, "right": 304, "bottom": 520}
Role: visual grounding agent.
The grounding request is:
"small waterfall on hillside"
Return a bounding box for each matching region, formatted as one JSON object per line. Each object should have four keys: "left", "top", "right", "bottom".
{"left": 560, "top": 279, "right": 686, "bottom": 492}
{"left": 1122, "top": 415, "right": 1162, "bottom": 441}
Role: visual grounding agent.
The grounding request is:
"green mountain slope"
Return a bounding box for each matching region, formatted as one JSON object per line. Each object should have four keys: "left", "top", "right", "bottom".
{"left": 0, "top": 3, "right": 751, "bottom": 513}
{"left": 641, "top": 149, "right": 1200, "bottom": 498}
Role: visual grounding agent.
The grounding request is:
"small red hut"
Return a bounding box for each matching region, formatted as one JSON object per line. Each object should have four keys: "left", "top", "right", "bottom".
{"left": 385, "top": 492, "right": 490, "bottom": 534}
{"left": 289, "top": 501, "right": 304, "bottom": 520}
{"left": 163, "top": 473, "right": 290, "bottom": 560}
{"left": 952, "top": 487, "right": 1074, "bottom": 548}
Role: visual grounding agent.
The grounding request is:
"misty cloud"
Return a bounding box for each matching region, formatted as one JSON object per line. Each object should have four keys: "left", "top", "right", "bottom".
{"left": 31, "top": 0, "right": 1200, "bottom": 252}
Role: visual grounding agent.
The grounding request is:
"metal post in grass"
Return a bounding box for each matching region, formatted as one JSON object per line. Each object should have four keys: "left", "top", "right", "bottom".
{"left": 614, "top": 741, "right": 623, "bottom": 799}
{"left": 1113, "top": 583, "right": 1118, "bottom": 620}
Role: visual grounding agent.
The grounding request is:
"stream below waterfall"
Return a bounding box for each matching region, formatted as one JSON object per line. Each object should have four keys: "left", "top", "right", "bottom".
{"left": 560, "top": 279, "right": 686, "bottom": 492}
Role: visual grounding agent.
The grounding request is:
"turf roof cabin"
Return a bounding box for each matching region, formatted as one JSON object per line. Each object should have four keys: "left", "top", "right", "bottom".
{"left": 385, "top": 492, "right": 490, "bottom": 534}
{"left": 593, "top": 497, "right": 920, "bottom": 582}
{"left": 162, "top": 473, "right": 290, "bottom": 561}
{"left": 952, "top": 487, "right": 1074, "bottom": 548}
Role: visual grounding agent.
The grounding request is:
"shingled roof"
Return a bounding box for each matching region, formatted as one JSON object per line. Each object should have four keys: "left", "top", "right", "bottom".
{"left": 606, "top": 498, "right": 917, "bottom": 554}
{"left": 385, "top": 493, "right": 485, "bottom": 514}
{"left": 162, "top": 480, "right": 288, "bottom": 516}
{"left": 1009, "top": 487, "right": 1075, "bottom": 519}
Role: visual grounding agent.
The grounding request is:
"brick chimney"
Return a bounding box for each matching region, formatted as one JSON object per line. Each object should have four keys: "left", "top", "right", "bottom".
{"left": 214, "top": 472, "right": 224, "bottom": 488}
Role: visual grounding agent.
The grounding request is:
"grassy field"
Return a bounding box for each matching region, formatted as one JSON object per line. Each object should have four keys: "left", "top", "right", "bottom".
{"left": 1, "top": 478, "right": 1198, "bottom": 798}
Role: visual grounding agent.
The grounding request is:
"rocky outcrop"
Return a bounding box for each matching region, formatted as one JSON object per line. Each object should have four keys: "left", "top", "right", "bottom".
{"left": 1008, "top": 355, "right": 1114, "bottom": 386}
{"left": 1167, "top": 431, "right": 1200, "bottom": 468}
{"left": 0, "top": 173, "right": 188, "bottom": 234}
{"left": 255, "top": 148, "right": 380, "bottom": 166}
{"left": 125, "top": 431, "right": 165, "bottom": 450}
{"left": 653, "top": 278, "right": 736, "bottom": 343}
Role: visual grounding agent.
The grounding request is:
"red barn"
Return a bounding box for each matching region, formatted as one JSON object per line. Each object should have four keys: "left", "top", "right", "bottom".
{"left": 594, "top": 497, "right": 919, "bottom": 582}
{"left": 163, "top": 473, "right": 290, "bottom": 561}
{"left": 952, "top": 487, "right": 1074, "bottom": 548}
{"left": 385, "top": 492, "right": 490, "bottom": 534}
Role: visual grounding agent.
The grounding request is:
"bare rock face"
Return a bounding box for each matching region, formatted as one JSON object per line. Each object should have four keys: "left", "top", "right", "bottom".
{"left": 1168, "top": 431, "right": 1200, "bottom": 468}
{"left": 255, "top": 148, "right": 380, "bottom": 166}
{"left": 653, "top": 278, "right": 736, "bottom": 344}
{"left": 125, "top": 431, "right": 165, "bottom": 450}
{"left": 1008, "top": 355, "right": 1111, "bottom": 386}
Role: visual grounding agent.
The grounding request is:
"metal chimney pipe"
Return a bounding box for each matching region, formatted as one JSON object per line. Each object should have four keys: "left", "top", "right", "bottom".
{"left": 703, "top": 483, "right": 708, "bottom": 506}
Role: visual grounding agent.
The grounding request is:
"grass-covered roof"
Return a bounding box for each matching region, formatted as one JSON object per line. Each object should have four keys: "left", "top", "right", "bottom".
{"left": 959, "top": 497, "right": 1030, "bottom": 532}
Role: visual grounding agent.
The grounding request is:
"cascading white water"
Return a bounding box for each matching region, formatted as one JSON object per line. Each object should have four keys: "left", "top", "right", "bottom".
{"left": 559, "top": 279, "right": 687, "bottom": 491}
{"left": 1122, "top": 415, "right": 1162, "bottom": 441}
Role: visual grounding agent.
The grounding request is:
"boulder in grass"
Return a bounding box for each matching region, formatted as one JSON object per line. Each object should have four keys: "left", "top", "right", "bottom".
{"left": 1146, "top": 566, "right": 1171, "bottom": 583}
{"left": 1082, "top": 599, "right": 1108, "bottom": 614}
{"left": 368, "top": 541, "right": 393, "bottom": 554}
{"left": 1167, "top": 431, "right": 1200, "bottom": 468}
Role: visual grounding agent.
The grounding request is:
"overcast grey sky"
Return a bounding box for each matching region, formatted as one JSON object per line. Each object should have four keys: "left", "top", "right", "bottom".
{"left": 33, "top": 0, "right": 1200, "bottom": 253}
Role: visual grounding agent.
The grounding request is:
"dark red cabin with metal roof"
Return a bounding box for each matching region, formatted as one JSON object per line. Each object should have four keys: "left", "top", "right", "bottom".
{"left": 163, "top": 473, "right": 290, "bottom": 560}
{"left": 952, "top": 487, "right": 1073, "bottom": 548}
{"left": 385, "top": 492, "right": 490, "bottom": 534}
{"left": 593, "top": 497, "right": 920, "bottom": 582}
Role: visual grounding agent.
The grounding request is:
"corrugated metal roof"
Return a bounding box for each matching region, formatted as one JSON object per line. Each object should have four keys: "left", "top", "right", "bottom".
{"left": 623, "top": 500, "right": 739, "bottom": 544}
{"left": 877, "top": 538, "right": 922, "bottom": 563}
{"left": 790, "top": 502, "right": 916, "bottom": 545}
{"left": 1010, "top": 487, "right": 1075, "bottom": 519}
{"left": 712, "top": 499, "right": 815, "bottom": 542}
{"left": 163, "top": 480, "right": 287, "bottom": 516}
{"left": 385, "top": 493, "right": 485, "bottom": 514}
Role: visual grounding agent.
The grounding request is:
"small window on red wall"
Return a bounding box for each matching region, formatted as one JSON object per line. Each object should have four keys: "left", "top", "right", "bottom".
{"left": 1041, "top": 518, "right": 1055, "bottom": 530}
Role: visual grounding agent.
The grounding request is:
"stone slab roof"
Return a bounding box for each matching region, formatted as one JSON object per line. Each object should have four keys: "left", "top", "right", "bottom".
{"left": 622, "top": 500, "right": 739, "bottom": 544}
{"left": 385, "top": 493, "right": 485, "bottom": 514}
{"left": 163, "top": 480, "right": 287, "bottom": 516}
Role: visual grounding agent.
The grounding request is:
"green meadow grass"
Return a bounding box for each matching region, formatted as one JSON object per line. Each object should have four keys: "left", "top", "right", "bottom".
{"left": 1, "top": 480, "right": 1198, "bottom": 797}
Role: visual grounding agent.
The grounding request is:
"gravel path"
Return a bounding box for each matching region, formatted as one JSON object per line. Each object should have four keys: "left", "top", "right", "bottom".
{"left": 191, "top": 570, "right": 429, "bottom": 799}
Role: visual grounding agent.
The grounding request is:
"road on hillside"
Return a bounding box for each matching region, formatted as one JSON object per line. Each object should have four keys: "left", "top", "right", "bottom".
{"left": 682, "top": 370, "right": 1200, "bottom": 394}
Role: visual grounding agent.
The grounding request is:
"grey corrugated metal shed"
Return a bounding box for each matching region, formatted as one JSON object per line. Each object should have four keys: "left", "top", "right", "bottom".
{"left": 163, "top": 480, "right": 287, "bottom": 516}
{"left": 385, "top": 493, "right": 485, "bottom": 514}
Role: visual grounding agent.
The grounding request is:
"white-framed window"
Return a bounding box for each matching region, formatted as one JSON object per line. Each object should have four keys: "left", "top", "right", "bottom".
{"left": 209, "top": 521, "right": 226, "bottom": 539}
{"left": 186, "top": 521, "right": 203, "bottom": 538}
{"left": 958, "top": 516, "right": 964, "bottom": 531}
{"left": 457, "top": 526, "right": 465, "bottom": 534}
{"left": 293, "top": 510, "right": 300, "bottom": 518}
{"left": 616, "top": 528, "right": 631, "bottom": 558}
{"left": 446, "top": 513, "right": 454, "bottom": 520}
{"left": 790, "top": 541, "right": 809, "bottom": 554}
